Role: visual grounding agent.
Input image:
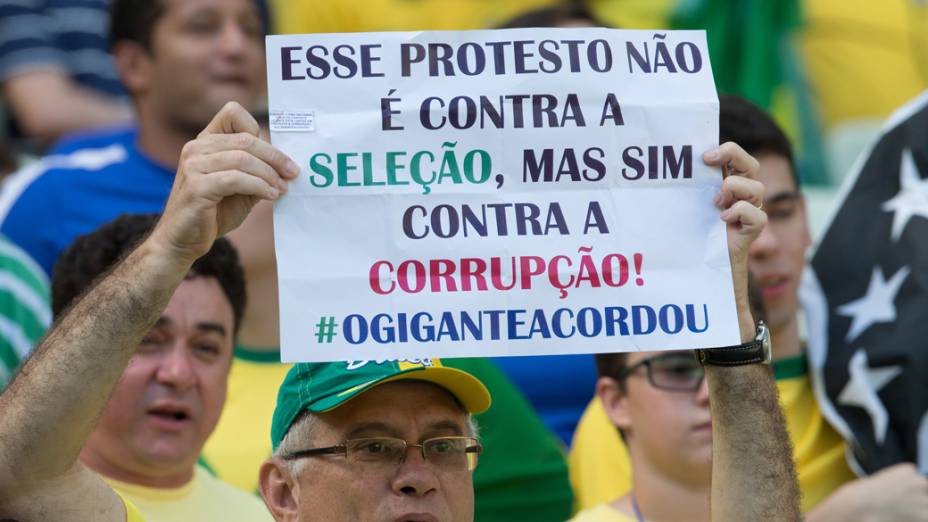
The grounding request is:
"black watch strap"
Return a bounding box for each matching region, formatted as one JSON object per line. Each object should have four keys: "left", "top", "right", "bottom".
{"left": 695, "top": 340, "right": 766, "bottom": 366}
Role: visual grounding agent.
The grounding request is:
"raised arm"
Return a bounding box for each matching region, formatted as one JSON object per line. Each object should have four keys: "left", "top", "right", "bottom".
{"left": 703, "top": 143, "right": 801, "bottom": 521}
{"left": 0, "top": 102, "right": 298, "bottom": 521}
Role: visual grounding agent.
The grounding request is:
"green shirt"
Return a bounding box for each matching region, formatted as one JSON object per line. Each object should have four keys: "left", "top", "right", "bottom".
{"left": 444, "top": 357, "right": 574, "bottom": 522}
{"left": 0, "top": 235, "right": 50, "bottom": 389}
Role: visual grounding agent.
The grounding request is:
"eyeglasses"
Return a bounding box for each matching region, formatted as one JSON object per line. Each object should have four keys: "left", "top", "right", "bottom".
{"left": 617, "top": 352, "right": 704, "bottom": 392}
{"left": 282, "top": 436, "right": 482, "bottom": 472}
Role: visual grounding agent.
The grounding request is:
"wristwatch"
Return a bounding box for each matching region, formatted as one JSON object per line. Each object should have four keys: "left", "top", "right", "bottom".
{"left": 695, "top": 321, "right": 771, "bottom": 366}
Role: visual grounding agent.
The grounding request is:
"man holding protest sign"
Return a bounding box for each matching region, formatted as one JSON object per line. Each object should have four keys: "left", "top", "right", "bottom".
{"left": 0, "top": 102, "right": 296, "bottom": 521}
{"left": 0, "top": 99, "right": 799, "bottom": 521}
{"left": 48, "top": 213, "right": 270, "bottom": 521}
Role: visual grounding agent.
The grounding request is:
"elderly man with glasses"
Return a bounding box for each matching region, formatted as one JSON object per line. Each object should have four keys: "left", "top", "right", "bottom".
{"left": 257, "top": 359, "right": 490, "bottom": 521}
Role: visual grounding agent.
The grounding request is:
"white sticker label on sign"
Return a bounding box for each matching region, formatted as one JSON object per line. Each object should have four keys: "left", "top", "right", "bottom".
{"left": 269, "top": 110, "right": 315, "bottom": 132}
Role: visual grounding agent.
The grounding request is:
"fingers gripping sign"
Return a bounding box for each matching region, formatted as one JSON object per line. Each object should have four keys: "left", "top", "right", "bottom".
{"left": 703, "top": 141, "right": 766, "bottom": 262}
{"left": 152, "top": 102, "right": 300, "bottom": 264}
{"left": 703, "top": 142, "right": 766, "bottom": 328}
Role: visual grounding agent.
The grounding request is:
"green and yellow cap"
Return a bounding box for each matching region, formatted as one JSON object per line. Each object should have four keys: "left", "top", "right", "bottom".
{"left": 271, "top": 358, "right": 491, "bottom": 449}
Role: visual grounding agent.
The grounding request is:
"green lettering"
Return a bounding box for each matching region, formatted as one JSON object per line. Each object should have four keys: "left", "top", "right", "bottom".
{"left": 309, "top": 153, "right": 333, "bottom": 188}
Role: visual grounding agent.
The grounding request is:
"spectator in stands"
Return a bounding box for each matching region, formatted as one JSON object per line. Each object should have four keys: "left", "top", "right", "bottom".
{"left": 33, "top": 213, "right": 269, "bottom": 520}
{"left": 0, "top": 0, "right": 132, "bottom": 144}
{"left": 0, "top": 0, "right": 267, "bottom": 275}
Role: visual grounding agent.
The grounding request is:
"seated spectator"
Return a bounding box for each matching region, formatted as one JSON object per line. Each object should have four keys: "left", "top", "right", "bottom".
{"left": 0, "top": 0, "right": 267, "bottom": 276}
{"left": 261, "top": 359, "right": 491, "bottom": 521}
{"left": 44, "top": 213, "right": 269, "bottom": 520}
{"left": 570, "top": 278, "right": 770, "bottom": 521}
{"left": 0, "top": 0, "right": 132, "bottom": 144}
{"left": 1, "top": 102, "right": 799, "bottom": 522}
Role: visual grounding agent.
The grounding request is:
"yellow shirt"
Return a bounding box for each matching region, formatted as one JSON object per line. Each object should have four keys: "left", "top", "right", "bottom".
{"left": 570, "top": 504, "right": 637, "bottom": 522}
{"left": 201, "top": 348, "right": 293, "bottom": 494}
{"left": 272, "top": 0, "right": 560, "bottom": 33}
{"left": 568, "top": 355, "right": 856, "bottom": 514}
{"left": 105, "top": 466, "right": 271, "bottom": 522}
{"left": 117, "top": 491, "right": 145, "bottom": 522}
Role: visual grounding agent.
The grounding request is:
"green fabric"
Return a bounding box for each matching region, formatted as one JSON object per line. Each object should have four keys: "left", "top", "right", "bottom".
{"left": 773, "top": 353, "right": 808, "bottom": 380}
{"left": 671, "top": 0, "right": 801, "bottom": 110}
{"left": 0, "top": 341, "right": 20, "bottom": 378}
{"left": 670, "top": 1, "right": 830, "bottom": 185}
{"left": 270, "top": 359, "right": 491, "bottom": 449}
{"left": 196, "top": 455, "right": 218, "bottom": 477}
{"left": 443, "top": 358, "right": 574, "bottom": 522}
{"left": 233, "top": 344, "right": 282, "bottom": 363}
{"left": 0, "top": 236, "right": 51, "bottom": 391}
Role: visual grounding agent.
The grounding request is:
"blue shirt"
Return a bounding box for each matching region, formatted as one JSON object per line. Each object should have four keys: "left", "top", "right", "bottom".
{"left": 492, "top": 354, "right": 598, "bottom": 446}
{"left": 0, "top": 127, "right": 174, "bottom": 275}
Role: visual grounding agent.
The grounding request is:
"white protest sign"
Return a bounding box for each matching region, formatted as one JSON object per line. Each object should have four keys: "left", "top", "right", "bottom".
{"left": 267, "top": 28, "right": 739, "bottom": 363}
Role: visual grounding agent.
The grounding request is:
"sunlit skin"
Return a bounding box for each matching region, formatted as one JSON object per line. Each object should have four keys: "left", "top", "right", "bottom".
{"left": 748, "top": 154, "right": 811, "bottom": 359}
{"left": 80, "top": 276, "right": 234, "bottom": 488}
{"left": 261, "top": 382, "right": 475, "bottom": 522}
{"left": 141, "top": 0, "right": 265, "bottom": 131}
{"left": 117, "top": 0, "right": 267, "bottom": 168}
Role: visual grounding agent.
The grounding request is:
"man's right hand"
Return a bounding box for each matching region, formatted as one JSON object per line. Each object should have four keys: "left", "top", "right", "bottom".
{"left": 150, "top": 101, "right": 299, "bottom": 266}
{"left": 809, "top": 463, "right": 928, "bottom": 521}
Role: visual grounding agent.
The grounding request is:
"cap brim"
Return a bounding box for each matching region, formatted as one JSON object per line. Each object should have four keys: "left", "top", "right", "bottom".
{"left": 319, "top": 366, "right": 492, "bottom": 414}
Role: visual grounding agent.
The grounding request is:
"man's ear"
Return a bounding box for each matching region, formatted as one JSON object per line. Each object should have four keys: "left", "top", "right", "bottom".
{"left": 112, "top": 40, "right": 153, "bottom": 96}
{"left": 259, "top": 458, "right": 300, "bottom": 522}
{"left": 596, "top": 376, "right": 632, "bottom": 433}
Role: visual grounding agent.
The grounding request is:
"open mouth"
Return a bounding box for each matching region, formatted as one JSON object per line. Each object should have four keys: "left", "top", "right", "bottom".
{"left": 147, "top": 404, "right": 191, "bottom": 426}
{"left": 150, "top": 410, "right": 188, "bottom": 421}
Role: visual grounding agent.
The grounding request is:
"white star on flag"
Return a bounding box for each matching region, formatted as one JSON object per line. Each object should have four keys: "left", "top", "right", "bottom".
{"left": 881, "top": 148, "right": 928, "bottom": 241}
{"left": 837, "top": 349, "right": 902, "bottom": 446}
{"left": 837, "top": 266, "right": 910, "bottom": 343}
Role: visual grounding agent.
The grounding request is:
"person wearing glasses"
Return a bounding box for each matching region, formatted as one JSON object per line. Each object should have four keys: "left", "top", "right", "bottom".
{"left": 258, "top": 358, "right": 490, "bottom": 521}
{"left": 574, "top": 350, "right": 714, "bottom": 522}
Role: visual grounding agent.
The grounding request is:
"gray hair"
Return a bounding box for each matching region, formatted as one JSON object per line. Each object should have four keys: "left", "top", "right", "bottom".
{"left": 273, "top": 411, "right": 480, "bottom": 476}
